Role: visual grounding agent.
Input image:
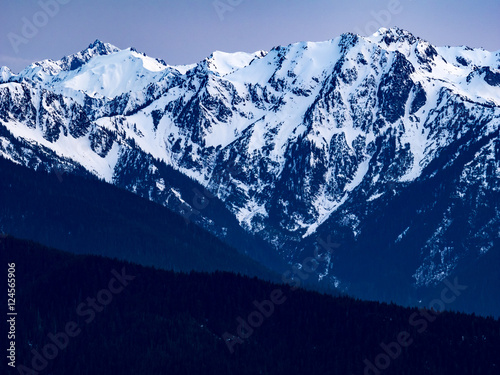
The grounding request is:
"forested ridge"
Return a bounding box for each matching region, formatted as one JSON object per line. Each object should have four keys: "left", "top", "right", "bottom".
{"left": 0, "top": 156, "right": 277, "bottom": 280}
{"left": 2, "top": 236, "right": 499, "bottom": 375}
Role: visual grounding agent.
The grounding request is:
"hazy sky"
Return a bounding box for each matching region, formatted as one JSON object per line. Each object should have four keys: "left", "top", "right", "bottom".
{"left": 1, "top": 0, "right": 499, "bottom": 72}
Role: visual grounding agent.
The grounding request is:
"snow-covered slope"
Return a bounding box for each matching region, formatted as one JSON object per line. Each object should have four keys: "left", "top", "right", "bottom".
{"left": 1, "top": 28, "right": 499, "bottom": 312}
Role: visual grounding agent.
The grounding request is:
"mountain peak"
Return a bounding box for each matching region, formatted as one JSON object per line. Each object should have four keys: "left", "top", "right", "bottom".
{"left": 203, "top": 50, "right": 267, "bottom": 76}
{"left": 88, "top": 39, "right": 105, "bottom": 48}
{"left": 369, "top": 27, "right": 418, "bottom": 45}
{"left": 374, "top": 27, "right": 414, "bottom": 37}
{"left": 84, "top": 39, "right": 120, "bottom": 56}
{"left": 55, "top": 40, "right": 120, "bottom": 72}
{"left": 0, "top": 66, "right": 13, "bottom": 83}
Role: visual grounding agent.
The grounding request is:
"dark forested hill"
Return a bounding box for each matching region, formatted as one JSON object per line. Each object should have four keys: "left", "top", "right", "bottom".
{"left": 2, "top": 236, "right": 499, "bottom": 375}
{"left": 0, "top": 156, "right": 278, "bottom": 280}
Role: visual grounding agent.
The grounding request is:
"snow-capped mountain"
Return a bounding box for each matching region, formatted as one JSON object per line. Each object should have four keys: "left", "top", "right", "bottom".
{"left": 1, "top": 28, "right": 499, "bottom": 314}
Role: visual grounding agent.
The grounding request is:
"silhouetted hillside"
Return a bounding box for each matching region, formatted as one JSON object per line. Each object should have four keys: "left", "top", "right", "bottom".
{"left": 0, "top": 156, "right": 276, "bottom": 280}
{"left": 2, "top": 236, "right": 499, "bottom": 375}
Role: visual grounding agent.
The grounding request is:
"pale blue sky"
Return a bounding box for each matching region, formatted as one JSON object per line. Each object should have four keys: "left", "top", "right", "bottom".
{"left": 1, "top": 0, "right": 499, "bottom": 72}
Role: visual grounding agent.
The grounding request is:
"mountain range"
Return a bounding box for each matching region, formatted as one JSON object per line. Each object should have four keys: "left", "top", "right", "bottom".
{"left": 1, "top": 27, "right": 499, "bottom": 316}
